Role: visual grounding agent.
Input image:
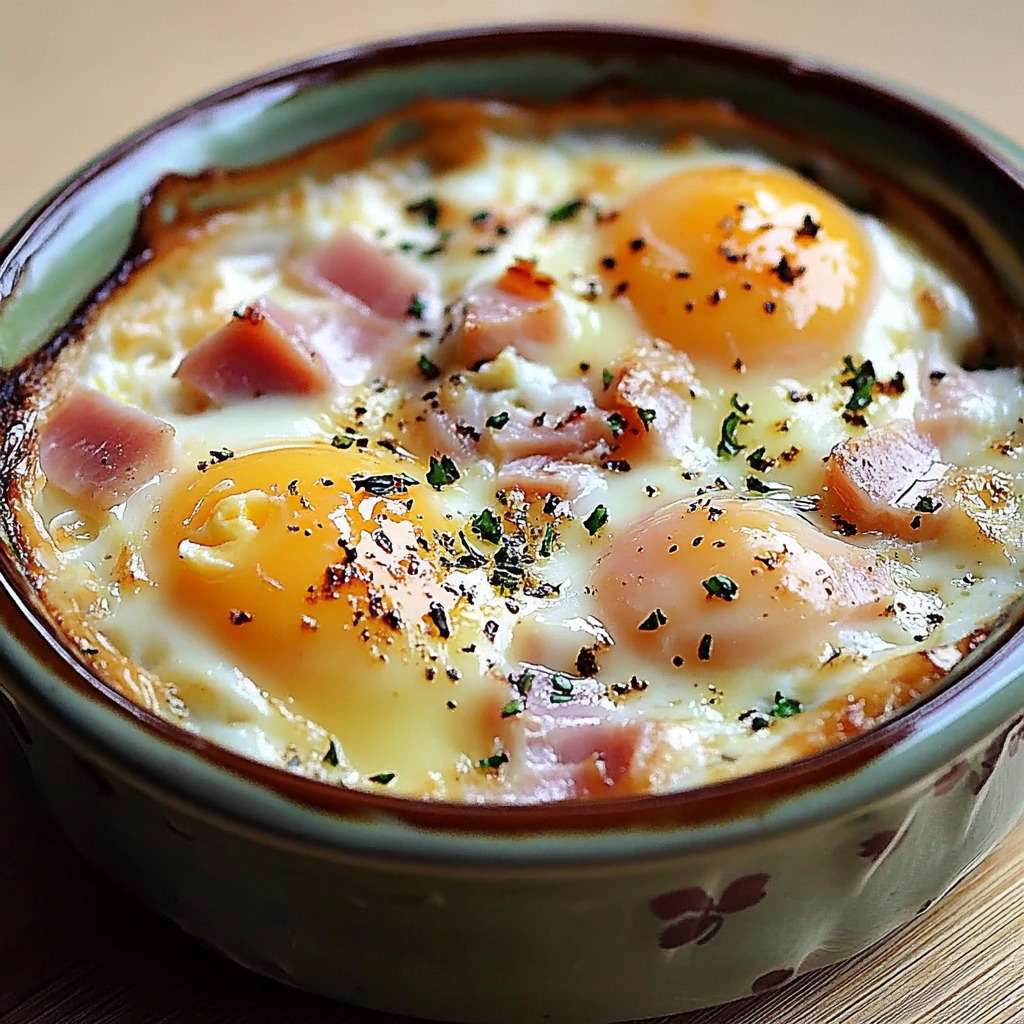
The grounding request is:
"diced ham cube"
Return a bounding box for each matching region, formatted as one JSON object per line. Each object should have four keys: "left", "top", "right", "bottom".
{"left": 482, "top": 405, "right": 609, "bottom": 463}
{"left": 822, "top": 421, "right": 950, "bottom": 540}
{"left": 175, "top": 301, "right": 331, "bottom": 403}
{"left": 39, "top": 387, "right": 175, "bottom": 509}
{"left": 309, "top": 229, "right": 428, "bottom": 319}
{"left": 596, "top": 341, "right": 700, "bottom": 463}
{"left": 453, "top": 260, "right": 565, "bottom": 367}
{"left": 497, "top": 667, "right": 645, "bottom": 801}
{"left": 496, "top": 456, "right": 606, "bottom": 503}
{"left": 409, "top": 366, "right": 612, "bottom": 469}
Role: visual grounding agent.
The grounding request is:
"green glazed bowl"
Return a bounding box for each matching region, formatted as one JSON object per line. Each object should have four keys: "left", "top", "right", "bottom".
{"left": 2, "top": 25, "right": 1024, "bottom": 1023}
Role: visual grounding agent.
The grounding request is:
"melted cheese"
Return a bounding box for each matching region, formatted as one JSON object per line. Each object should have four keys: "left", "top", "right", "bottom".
{"left": 16, "top": 103, "right": 1024, "bottom": 802}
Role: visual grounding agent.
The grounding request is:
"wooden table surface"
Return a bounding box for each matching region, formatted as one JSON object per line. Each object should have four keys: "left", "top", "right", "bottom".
{"left": 2, "top": 2, "right": 1024, "bottom": 1021}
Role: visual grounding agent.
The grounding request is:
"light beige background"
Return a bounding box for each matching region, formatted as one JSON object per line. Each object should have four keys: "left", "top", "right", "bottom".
{"left": 1, "top": 3, "right": 1024, "bottom": 1023}
{"left": 1, "top": 0, "right": 1023, "bottom": 228}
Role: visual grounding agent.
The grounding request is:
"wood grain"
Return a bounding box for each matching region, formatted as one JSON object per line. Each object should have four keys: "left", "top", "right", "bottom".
{"left": 2, "top": 720, "right": 1023, "bottom": 1024}
{"left": 2, "top": 3, "right": 1024, "bottom": 1021}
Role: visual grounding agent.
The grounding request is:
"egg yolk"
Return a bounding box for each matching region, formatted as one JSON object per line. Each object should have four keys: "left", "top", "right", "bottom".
{"left": 594, "top": 498, "right": 893, "bottom": 669}
{"left": 602, "top": 167, "right": 874, "bottom": 372}
{"left": 151, "top": 445, "right": 498, "bottom": 786}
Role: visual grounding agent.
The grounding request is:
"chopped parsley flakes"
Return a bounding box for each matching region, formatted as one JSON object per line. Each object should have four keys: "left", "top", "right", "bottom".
{"left": 702, "top": 574, "right": 739, "bottom": 600}
{"left": 539, "top": 522, "right": 557, "bottom": 558}
{"left": 406, "top": 196, "right": 440, "bottom": 227}
{"left": 485, "top": 410, "right": 510, "bottom": 430}
{"left": 583, "top": 504, "right": 609, "bottom": 536}
{"left": 841, "top": 355, "right": 876, "bottom": 413}
{"left": 550, "top": 675, "right": 574, "bottom": 704}
{"left": 548, "top": 197, "right": 586, "bottom": 223}
{"left": 426, "top": 454, "right": 460, "bottom": 489}
{"left": 471, "top": 508, "right": 502, "bottom": 544}
{"left": 718, "top": 412, "right": 747, "bottom": 457}
{"left": 417, "top": 354, "right": 440, "bottom": 380}
{"left": 478, "top": 752, "right": 509, "bottom": 771}
{"left": 405, "top": 293, "right": 426, "bottom": 319}
{"left": 510, "top": 669, "right": 534, "bottom": 696}
{"left": 718, "top": 394, "right": 752, "bottom": 458}
{"left": 350, "top": 472, "right": 419, "bottom": 496}
{"left": 770, "top": 691, "right": 803, "bottom": 717}
{"left": 607, "top": 412, "right": 627, "bottom": 437}
{"left": 747, "top": 446, "right": 774, "bottom": 472}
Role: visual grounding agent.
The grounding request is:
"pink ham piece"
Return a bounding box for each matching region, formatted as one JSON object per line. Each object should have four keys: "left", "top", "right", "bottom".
{"left": 822, "top": 420, "right": 950, "bottom": 541}
{"left": 414, "top": 376, "right": 611, "bottom": 467}
{"left": 310, "top": 229, "right": 428, "bottom": 319}
{"left": 596, "top": 341, "right": 699, "bottom": 462}
{"left": 509, "top": 668, "right": 645, "bottom": 802}
{"left": 481, "top": 405, "right": 609, "bottom": 463}
{"left": 38, "top": 387, "right": 175, "bottom": 509}
{"left": 175, "top": 301, "right": 332, "bottom": 403}
{"left": 453, "top": 259, "right": 566, "bottom": 367}
{"left": 496, "top": 456, "right": 606, "bottom": 503}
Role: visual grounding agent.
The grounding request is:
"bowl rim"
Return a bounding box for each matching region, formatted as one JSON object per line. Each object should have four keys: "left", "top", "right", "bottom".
{"left": 3, "top": 21, "right": 1024, "bottom": 845}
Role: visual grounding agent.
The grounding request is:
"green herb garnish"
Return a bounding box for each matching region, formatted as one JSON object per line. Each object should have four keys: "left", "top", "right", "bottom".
{"left": 478, "top": 752, "right": 509, "bottom": 771}
{"left": 406, "top": 196, "right": 441, "bottom": 227}
{"left": 607, "top": 412, "right": 627, "bottom": 437}
{"left": 770, "top": 691, "right": 803, "bottom": 718}
{"left": 583, "top": 504, "right": 609, "bottom": 536}
{"left": 702, "top": 574, "right": 739, "bottom": 600}
{"left": 539, "top": 523, "right": 557, "bottom": 558}
{"left": 549, "top": 675, "right": 574, "bottom": 704}
{"left": 548, "top": 197, "right": 586, "bottom": 223}
{"left": 331, "top": 434, "right": 354, "bottom": 450}
{"left": 368, "top": 772, "right": 396, "bottom": 785}
{"left": 471, "top": 508, "right": 502, "bottom": 544}
{"left": 485, "top": 410, "right": 510, "bottom": 430}
{"left": 417, "top": 354, "right": 440, "bottom": 380}
{"left": 350, "top": 472, "right": 419, "bottom": 496}
{"left": 718, "top": 394, "right": 752, "bottom": 458}
{"left": 841, "top": 356, "right": 876, "bottom": 413}
{"left": 501, "top": 700, "right": 523, "bottom": 718}
{"left": 406, "top": 293, "right": 426, "bottom": 320}
{"left": 426, "top": 454, "right": 460, "bottom": 489}
{"left": 747, "top": 446, "right": 774, "bottom": 472}
{"left": 511, "top": 669, "right": 534, "bottom": 696}
{"left": 718, "top": 413, "right": 747, "bottom": 457}
{"left": 914, "top": 495, "right": 941, "bottom": 514}
{"left": 637, "top": 407, "right": 657, "bottom": 431}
